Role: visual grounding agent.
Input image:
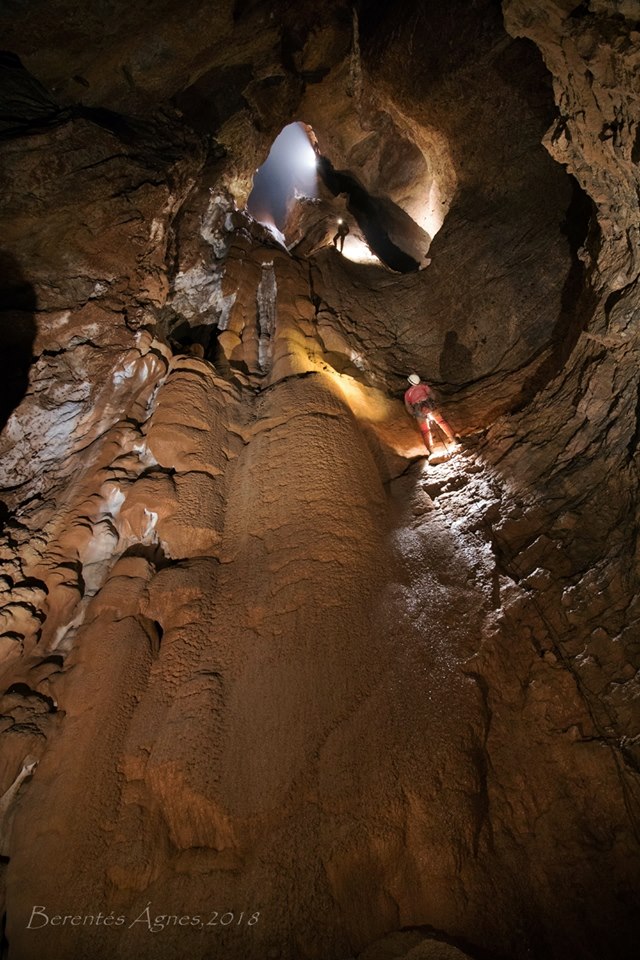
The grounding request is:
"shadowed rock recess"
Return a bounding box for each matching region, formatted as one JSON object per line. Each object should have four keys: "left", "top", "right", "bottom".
{"left": 0, "top": 1, "right": 638, "bottom": 958}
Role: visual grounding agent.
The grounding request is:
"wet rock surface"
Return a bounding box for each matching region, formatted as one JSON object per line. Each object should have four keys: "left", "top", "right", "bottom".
{"left": 0, "top": 2, "right": 639, "bottom": 960}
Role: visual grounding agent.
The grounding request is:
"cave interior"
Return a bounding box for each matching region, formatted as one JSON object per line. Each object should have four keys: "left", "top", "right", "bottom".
{"left": 0, "top": 1, "right": 639, "bottom": 959}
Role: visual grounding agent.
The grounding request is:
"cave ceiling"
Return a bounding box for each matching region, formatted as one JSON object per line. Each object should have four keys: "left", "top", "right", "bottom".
{"left": 0, "top": 1, "right": 639, "bottom": 959}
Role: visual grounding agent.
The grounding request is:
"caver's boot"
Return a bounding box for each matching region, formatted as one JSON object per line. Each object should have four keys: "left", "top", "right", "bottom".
{"left": 429, "top": 438, "right": 461, "bottom": 463}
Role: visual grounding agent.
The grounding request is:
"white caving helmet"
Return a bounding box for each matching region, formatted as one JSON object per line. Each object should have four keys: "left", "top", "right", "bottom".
{"left": 407, "top": 373, "right": 421, "bottom": 385}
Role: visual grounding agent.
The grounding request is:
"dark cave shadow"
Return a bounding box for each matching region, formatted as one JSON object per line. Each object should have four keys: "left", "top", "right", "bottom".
{"left": 440, "top": 329, "right": 474, "bottom": 383}
{"left": 168, "top": 318, "right": 220, "bottom": 363}
{"left": 514, "top": 176, "right": 597, "bottom": 411}
{"left": 317, "top": 154, "right": 421, "bottom": 273}
{"left": 0, "top": 51, "right": 60, "bottom": 139}
{"left": 0, "top": 251, "right": 37, "bottom": 434}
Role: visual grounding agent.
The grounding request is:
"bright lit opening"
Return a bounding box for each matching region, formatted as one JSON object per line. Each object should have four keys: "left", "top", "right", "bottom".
{"left": 247, "top": 122, "right": 318, "bottom": 243}
{"left": 341, "top": 235, "right": 380, "bottom": 266}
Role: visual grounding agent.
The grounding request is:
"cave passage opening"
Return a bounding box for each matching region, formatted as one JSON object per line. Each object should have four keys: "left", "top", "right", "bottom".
{"left": 246, "top": 121, "right": 319, "bottom": 244}
{"left": 246, "top": 118, "right": 442, "bottom": 273}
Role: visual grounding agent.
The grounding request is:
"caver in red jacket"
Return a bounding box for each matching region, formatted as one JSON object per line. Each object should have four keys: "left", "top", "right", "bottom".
{"left": 404, "top": 378, "right": 456, "bottom": 454}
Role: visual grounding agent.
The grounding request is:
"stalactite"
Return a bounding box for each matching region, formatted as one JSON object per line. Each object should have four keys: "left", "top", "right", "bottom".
{"left": 256, "top": 260, "right": 277, "bottom": 373}
{"left": 347, "top": 6, "right": 362, "bottom": 105}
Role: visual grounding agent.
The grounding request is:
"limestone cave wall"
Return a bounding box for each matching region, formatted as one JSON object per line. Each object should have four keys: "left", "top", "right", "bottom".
{"left": 0, "top": 2, "right": 638, "bottom": 960}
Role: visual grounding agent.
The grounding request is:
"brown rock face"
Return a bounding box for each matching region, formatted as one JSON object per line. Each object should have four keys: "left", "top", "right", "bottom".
{"left": 0, "top": 3, "right": 639, "bottom": 960}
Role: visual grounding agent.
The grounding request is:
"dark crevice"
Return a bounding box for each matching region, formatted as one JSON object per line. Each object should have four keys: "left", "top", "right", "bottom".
{"left": 3, "top": 683, "right": 57, "bottom": 712}
{"left": 632, "top": 125, "right": 640, "bottom": 164}
{"left": 139, "top": 616, "right": 164, "bottom": 656}
{"left": 316, "top": 154, "right": 422, "bottom": 273}
{"left": 55, "top": 560, "right": 86, "bottom": 598}
{"left": 569, "top": 0, "right": 591, "bottom": 17}
{"left": 12, "top": 577, "right": 48, "bottom": 594}
{"left": 0, "top": 51, "right": 62, "bottom": 139}
{"left": 168, "top": 318, "right": 221, "bottom": 364}
{"left": 120, "top": 542, "right": 172, "bottom": 570}
{"left": 173, "top": 64, "right": 253, "bottom": 135}
{"left": 626, "top": 379, "right": 640, "bottom": 461}
{"left": 0, "top": 907, "right": 8, "bottom": 960}
{"left": 30, "top": 654, "right": 64, "bottom": 671}
{"left": 0, "top": 501, "right": 10, "bottom": 536}
{"left": 0, "top": 250, "right": 37, "bottom": 433}
{"left": 512, "top": 177, "right": 596, "bottom": 411}
{"left": 137, "top": 465, "right": 176, "bottom": 480}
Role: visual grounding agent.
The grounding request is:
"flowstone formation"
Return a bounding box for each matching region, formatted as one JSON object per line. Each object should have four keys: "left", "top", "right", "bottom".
{"left": 0, "top": 2, "right": 638, "bottom": 960}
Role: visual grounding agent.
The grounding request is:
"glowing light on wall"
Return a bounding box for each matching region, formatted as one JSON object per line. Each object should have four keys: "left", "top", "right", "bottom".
{"left": 420, "top": 180, "right": 447, "bottom": 240}
{"left": 341, "top": 236, "right": 380, "bottom": 266}
{"left": 299, "top": 142, "right": 319, "bottom": 170}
